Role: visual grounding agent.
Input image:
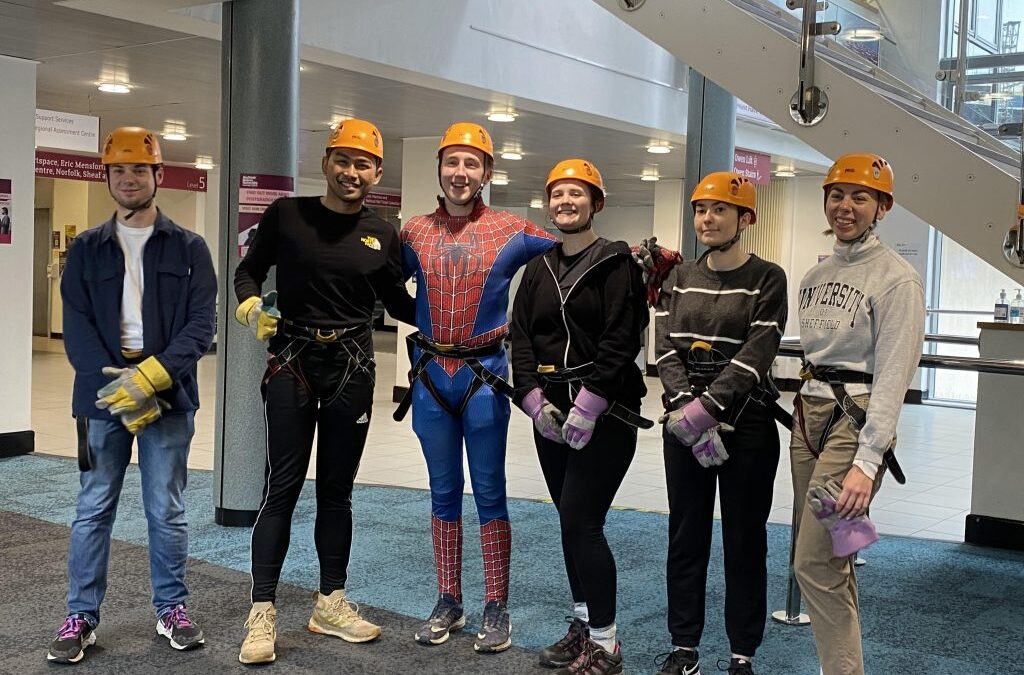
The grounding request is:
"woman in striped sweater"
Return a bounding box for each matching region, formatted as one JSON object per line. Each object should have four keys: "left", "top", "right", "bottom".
{"left": 654, "top": 173, "right": 788, "bottom": 675}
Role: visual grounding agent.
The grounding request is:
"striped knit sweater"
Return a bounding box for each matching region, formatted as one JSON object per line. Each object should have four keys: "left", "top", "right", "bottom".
{"left": 655, "top": 254, "right": 788, "bottom": 417}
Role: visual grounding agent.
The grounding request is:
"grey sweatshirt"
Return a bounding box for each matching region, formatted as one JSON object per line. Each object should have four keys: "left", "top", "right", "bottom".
{"left": 798, "top": 232, "right": 925, "bottom": 476}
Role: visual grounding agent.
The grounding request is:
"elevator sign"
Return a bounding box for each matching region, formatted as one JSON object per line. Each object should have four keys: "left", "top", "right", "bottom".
{"left": 733, "top": 148, "right": 771, "bottom": 186}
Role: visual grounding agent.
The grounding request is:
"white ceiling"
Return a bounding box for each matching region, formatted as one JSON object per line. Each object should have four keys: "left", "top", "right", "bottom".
{"left": 3, "top": 0, "right": 813, "bottom": 208}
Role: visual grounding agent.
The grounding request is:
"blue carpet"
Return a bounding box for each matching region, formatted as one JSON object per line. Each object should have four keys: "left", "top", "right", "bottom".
{"left": 3, "top": 453, "right": 1022, "bottom": 674}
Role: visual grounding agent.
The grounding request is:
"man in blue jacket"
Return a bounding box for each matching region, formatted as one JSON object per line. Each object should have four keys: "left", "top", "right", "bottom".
{"left": 47, "top": 127, "right": 217, "bottom": 664}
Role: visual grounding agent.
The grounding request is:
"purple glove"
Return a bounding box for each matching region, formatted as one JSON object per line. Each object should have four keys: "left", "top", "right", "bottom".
{"left": 659, "top": 397, "right": 718, "bottom": 446}
{"left": 691, "top": 427, "right": 730, "bottom": 467}
{"left": 562, "top": 387, "right": 608, "bottom": 450}
{"left": 808, "top": 479, "right": 879, "bottom": 557}
{"left": 522, "top": 387, "right": 566, "bottom": 444}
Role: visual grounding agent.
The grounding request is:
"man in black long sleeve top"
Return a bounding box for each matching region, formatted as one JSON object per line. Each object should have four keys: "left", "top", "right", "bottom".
{"left": 232, "top": 119, "right": 414, "bottom": 665}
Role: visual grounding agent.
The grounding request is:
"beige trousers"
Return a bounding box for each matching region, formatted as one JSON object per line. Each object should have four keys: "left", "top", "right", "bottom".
{"left": 790, "top": 394, "right": 887, "bottom": 675}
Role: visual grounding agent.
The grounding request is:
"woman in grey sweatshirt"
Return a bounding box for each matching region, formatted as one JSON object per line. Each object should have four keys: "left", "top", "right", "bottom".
{"left": 791, "top": 153, "right": 925, "bottom": 675}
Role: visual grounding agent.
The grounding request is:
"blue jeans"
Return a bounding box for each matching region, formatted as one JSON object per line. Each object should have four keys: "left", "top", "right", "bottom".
{"left": 66, "top": 412, "right": 195, "bottom": 625}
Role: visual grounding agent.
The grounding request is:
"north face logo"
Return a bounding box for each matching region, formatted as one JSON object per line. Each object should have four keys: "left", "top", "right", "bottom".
{"left": 356, "top": 413, "right": 369, "bottom": 424}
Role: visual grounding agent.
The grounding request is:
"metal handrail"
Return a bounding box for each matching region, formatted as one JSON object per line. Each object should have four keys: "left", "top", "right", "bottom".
{"left": 777, "top": 341, "right": 1024, "bottom": 376}
{"left": 926, "top": 308, "right": 992, "bottom": 316}
{"left": 924, "top": 333, "right": 979, "bottom": 346}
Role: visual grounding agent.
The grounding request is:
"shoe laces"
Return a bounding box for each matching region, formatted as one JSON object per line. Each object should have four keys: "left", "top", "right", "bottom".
{"left": 481, "top": 600, "right": 509, "bottom": 633}
{"left": 244, "top": 607, "right": 275, "bottom": 639}
{"left": 324, "top": 593, "right": 361, "bottom": 620}
{"left": 429, "top": 594, "right": 461, "bottom": 622}
{"left": 57, "top": 615, "right": 89, "bottom": 640}
{"left": 656, "top": 649, "right": 697, "bottom": 671}
{"left": 567, "top": 639, "right": 599, "bottom": 672}
{"left": 163, "top": 605, "right": 194, "bottom": 629}
{"left": 554, "top": 616, "right": 588, "bottom": 651}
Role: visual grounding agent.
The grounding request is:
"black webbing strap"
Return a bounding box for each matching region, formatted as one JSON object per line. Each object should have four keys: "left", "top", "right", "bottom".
{"left": 538, "top": 363, "right": 654, "bottom": 430}
{"left": 393, "top": 332, "right": 511, "bottom": 422}
{"left": 797, "top": 365, "right": 906, "bottom": 484}
{"left": 76, "top": 416, "right": 92, "bottom": 472}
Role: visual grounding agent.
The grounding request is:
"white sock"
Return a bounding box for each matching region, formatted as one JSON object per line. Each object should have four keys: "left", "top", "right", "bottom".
{"left": 674, "top": 646, "right": 697, "bottom": 653}
{"left": 589, "top": 623, "right": 617, "bottom": 653}
{"left": 732, "top": 653, "right": 752, "bottom": 662}
{"left": 573, "top": 602, "right": 589, "bottom": 624}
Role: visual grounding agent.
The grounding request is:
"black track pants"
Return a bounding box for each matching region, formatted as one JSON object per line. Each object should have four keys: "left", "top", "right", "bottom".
{"left": 250, "top": 336, "right": 375, "bottom": 603}
{"left": 664, "top": 401, "right": 780, "bottom": 656}
{"left": 536, "top": 415, "right": 637, "bottom": 629}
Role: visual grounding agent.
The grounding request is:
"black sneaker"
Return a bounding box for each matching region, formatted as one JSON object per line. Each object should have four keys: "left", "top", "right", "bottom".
{"left": 156, "top": 605, "right": 205, "bottom": 651}
{"left": 474, "top": 599, "right": 512, "bottom": 653}
{"left": 540, "top": 617, "right": 589, "bottom": 668}
{"left": 47, "top": 614, "right": 96, "bottom": 663}
{"left": 656, "top": 648, "right": 701, "bottom": 675}
{"left": 553, "top": 639, "right": 623, "bottom": 675}
{"left": 718, "top": 657, "right": 754, "bottom": 674}
{"left": 415, "top": 593, "right": 465, "bottom": 646}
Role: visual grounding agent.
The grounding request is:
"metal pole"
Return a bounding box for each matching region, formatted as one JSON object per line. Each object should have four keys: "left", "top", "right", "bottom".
{"left": 772, "top": 507, "right": 811, "bottom": 626}
{"left": 953, "top": 0, "right": 972, "bottom": 115}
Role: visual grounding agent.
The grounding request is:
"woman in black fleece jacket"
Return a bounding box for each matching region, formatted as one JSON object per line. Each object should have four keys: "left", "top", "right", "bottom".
{"left": 511, "top": 159, "right": 647, "bottom": 675}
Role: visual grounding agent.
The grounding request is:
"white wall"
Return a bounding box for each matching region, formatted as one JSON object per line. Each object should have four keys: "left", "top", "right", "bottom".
{"left": 0, "top": 55, "right": 37, "bottom": 438}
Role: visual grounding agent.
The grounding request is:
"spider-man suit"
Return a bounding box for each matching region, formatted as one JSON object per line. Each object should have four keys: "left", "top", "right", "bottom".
{"left": 401, "top": 196, "right": 554, "bottom": 605}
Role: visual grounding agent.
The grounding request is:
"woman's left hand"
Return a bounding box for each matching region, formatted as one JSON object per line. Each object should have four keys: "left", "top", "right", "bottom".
{"left": 837, "top": 466, "right": 874, "bottom": 519}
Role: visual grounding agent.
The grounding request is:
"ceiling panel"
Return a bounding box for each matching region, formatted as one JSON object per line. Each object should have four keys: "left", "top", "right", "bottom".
{"left": 8, "top": 0, "right": 699, "bottom": 207}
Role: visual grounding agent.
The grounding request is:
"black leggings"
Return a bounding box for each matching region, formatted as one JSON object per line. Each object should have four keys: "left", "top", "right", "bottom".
{"left": 536, "top": 415, "right": 636, "bottom": 629}
{"left": 250, "top": 336, "right": 375, "bottom": 603}
{"left": 664, "top": 401, "right": 780, "bottom": 656}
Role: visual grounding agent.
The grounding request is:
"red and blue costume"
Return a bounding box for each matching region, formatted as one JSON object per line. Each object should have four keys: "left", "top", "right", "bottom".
{"left": 401, "top": 196, "right": 554, "bottom": 604}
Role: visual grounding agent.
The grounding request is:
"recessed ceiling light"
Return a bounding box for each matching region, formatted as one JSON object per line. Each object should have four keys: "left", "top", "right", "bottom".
{"left": 487, "top": 111, "right": 517, "bottom": 123}
{"left": 491, "top": 172, "right": 509, "bottom": 186}
{"left": 162, "top": 132, "right": 187, "bottom": 142}
{"left": 774, "top": 169, "right": 797, "bottom": 177}
{"left": 194, "top": 155, "right": 214, "bottom": 170}
{"left": 529, "top": 198, "right": 544, "bottom": 208}
{"left": 646, "top": 143, "right": 672, "bottom": 154}
{"left": 841, "top": 28, "right": 883, "bottom": 42}
{"left": 97, "top": 82, "right": 131, "bottom": 94}
{"left": 500, "top": 151, "right": 523, "bottom": 161}
{"left": 640, "top": 174, "right": 660, "bottom": 182}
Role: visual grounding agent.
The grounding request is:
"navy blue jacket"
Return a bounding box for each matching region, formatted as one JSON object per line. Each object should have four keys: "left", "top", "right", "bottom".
{"left": 61, "top": 211, "right": 217, "bottom": 419}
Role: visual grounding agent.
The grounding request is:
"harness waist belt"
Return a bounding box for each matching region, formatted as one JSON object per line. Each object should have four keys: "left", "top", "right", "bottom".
{"left": 280, "top": 319, "right": 371, "bottom": 343}
{"left": 537, "top": 363, "right": 654, "bottom": 430}
{"left": 393, "top": 332, "right": 512, "bottom": 422}
{"left": 801, "top": 363, "right": 874, "bottom": 385}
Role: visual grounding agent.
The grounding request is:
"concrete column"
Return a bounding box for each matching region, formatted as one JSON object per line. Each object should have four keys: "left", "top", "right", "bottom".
{"left": 392, "top": 136, "right": 490, "bottom": 399}
{"left": 646, "top": 178, "right": 685, "bottom": 368}
{"left": 213, "top": 0, "right": 298, "bottom": 526}
{"left": 0, "top": 55, "right": 36, "bottom": 457}
{"left": 682, "top": 70, "right": 736, "bottom": 260}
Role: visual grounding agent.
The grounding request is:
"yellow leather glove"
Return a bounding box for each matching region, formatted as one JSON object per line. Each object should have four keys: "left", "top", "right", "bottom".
{"left": 235, "top": 295, "right": 280, "bottom": 341}
{"left": 95, "top": 356, "right": 173, "bottom": 415}
{"left": 119, "top": 395, "right": 171, "bottom": 435}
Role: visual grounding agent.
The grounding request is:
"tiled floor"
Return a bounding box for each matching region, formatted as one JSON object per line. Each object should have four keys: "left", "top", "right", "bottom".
{"left": 28, "top": 335, "right": 976, "bottom": 543}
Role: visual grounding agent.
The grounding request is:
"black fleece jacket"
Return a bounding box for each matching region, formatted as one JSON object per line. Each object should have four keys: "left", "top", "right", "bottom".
{"left": 510, "top": 238, "right": 648, "bottom": 412}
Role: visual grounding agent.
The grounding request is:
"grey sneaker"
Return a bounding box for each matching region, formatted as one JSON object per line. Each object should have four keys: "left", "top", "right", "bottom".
{"left": 47, "top": 614, "right": 96, "bottom": 663}
{"left": 473, "top": 599, "right": 512, "bottom": 653}
{"left": 414, "top": 593, "right": 465, "bottom": 646}
{"left": 156, "top": 605, "right": 205, "bottom": 651}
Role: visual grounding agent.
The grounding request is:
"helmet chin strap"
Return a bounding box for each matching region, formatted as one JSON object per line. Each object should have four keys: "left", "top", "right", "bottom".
{"left": 837, "top": 223, "right": 875, "bottom": 245}
{"left": 553, "top": 216, "right": 593, "bottom": 235}
{"left": 110, "top": 167, "right": 158, "bottom": 222}
{"left": 706, "top": 220, "right": 742, "bottom": 253}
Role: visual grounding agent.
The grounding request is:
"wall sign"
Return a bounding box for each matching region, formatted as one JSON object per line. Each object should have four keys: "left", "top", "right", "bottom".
{"left": 733, "top": 148, "right": 772, "bottom": 186}
{"left": 34, "top": 151, "right": 207, "bottom": 192}
{"left": 35, "top": 109, "right": 100, "bottom": 153}
{"left": 238, "top": 174, "right": 294, "bottom": 257}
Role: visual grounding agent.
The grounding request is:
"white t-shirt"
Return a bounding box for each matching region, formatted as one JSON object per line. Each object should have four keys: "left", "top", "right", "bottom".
{"left": 116, "top": 221, "right": 154, "bottom": 350}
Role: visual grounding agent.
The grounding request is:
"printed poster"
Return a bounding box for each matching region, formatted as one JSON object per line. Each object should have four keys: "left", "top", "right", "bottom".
{"left": 0, "top": 179, "right": 11, "bottom": 245}
{"left": 238, "top": 174, "right": 294, "bottom": 257}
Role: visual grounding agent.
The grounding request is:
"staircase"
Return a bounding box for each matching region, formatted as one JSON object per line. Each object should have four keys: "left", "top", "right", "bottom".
{"left": 593, "top": 0, "right": 1024, "bottom": 282}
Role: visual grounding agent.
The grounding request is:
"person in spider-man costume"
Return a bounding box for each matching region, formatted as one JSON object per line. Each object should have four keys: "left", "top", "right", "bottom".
{"left": 397, "top": 122, "right": 555, "bottom": 654}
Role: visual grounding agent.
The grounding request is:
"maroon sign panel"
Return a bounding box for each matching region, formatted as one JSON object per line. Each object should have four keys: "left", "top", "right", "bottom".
{"left": 238, "top": 173, "right": 295, "bottom": 257}
{"left": 34, "top": 151, "right": 207, "bottom": 192}
{"left": 733, "top": 148, "right": 772, "bottom": 186}
{"left": 365, "top": 191, "right": 401, "bottom": 208}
